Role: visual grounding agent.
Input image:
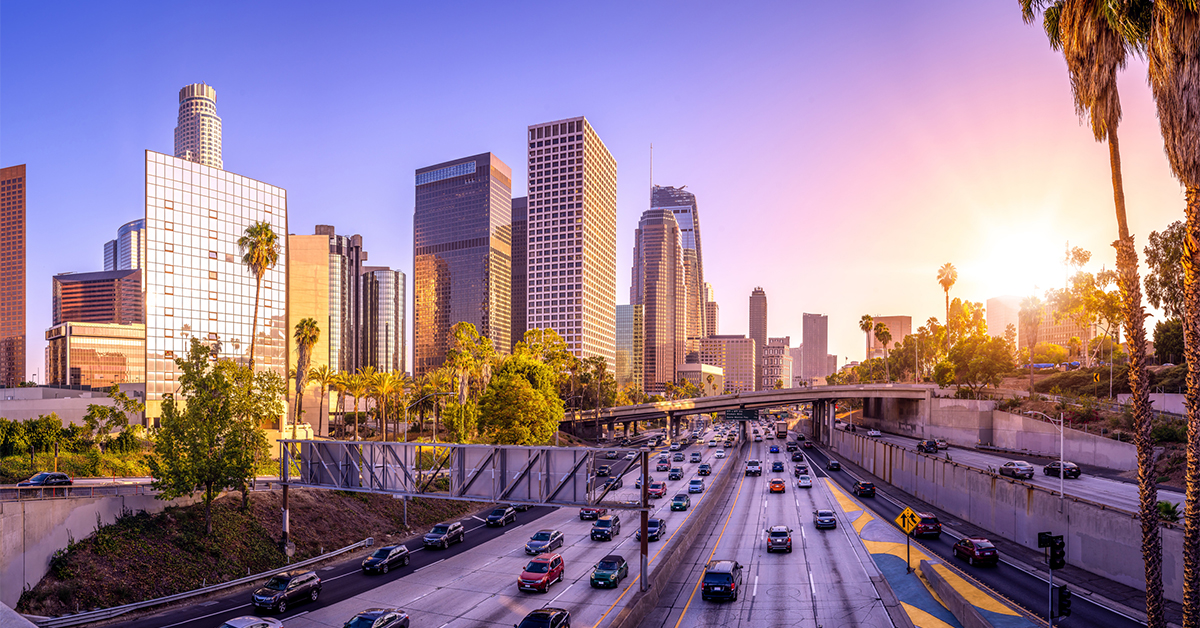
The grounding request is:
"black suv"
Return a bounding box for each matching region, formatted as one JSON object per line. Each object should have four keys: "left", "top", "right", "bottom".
{"left": 423, "top": 521, "right": 466, "bottom": 549}
{"left": 701, "top": 559, "right": 743, "bottom": 601}
{"left": 486, "top": 506, "right": 517, "bottom": 527}
{"left": 669, "top": 467, "right": 684, "bottom": 480}
{"left": 361, "top": 544, "right": 410, "bottom": 574}
{"left": 591, "top": 514, "right": 621, "bottom": 541}
{"left": 251, "top": 569, "right": 321, "bottom": 613}
{"left": 852, "top": 481, "right": 876, "bottom": 498}
{"left": 516, "top": 607, "right": 570, "bottom": 628}
{"left": 916, "top": 440, "right": 939, "bottom": 454}
{"left": 18, "top": 472, "right": 72, "bottom": 487}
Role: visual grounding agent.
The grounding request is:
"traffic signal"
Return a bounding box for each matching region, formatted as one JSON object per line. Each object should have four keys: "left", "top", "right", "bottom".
{"left": 1038, "top": 531, "right": 1054, "bottom": 548}
{"left": 1049, "top": 536, "right": 1066, "bottom": 570}
{"left": 1052, "top": 585, "right": 1073, "bottom": 617}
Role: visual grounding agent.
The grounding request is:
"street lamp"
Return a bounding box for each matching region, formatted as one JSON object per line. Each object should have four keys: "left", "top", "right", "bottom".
{"left": 405, "top": 392, "right": 453, "bottom": 444}
{"left": 1025, "top": 410, "right": 1065, "bottom": 509}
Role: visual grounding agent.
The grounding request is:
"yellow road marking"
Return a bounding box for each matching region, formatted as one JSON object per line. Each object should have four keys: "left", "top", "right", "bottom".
{"left": 900, "top": 602, "right": 958, "bottom": 628}
{"left": 826, "top": 478, "right": 861, "bottom": 513}
{"left": 852, "top": 509, "right": 874, "bottom": 534}
{"left": 930, "top": 563, "right": 1021, "bottom": 616}
{"left": 862, "top": 539, "right": 932, "bottom": 569}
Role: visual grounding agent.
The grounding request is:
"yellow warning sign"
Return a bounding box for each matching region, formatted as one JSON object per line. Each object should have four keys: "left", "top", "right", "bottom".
{"left": 1093, "top": 373, "right": 1101, "bottom": 383}
{"left": 895, "top": 507, "right": 920, "bottom": 535}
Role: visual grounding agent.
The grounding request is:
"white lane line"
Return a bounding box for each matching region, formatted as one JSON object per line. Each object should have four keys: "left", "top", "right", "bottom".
{"left": 753, "top": 575, "right": 759, "bottom": 597}
{"left": 408, "top": 589, "right": 436, "bottom": 603}
{"left": 466, "top": 524, "right": 485, "bottom": 532}
{"left": 808, "top": 571, "right": 816, "bottom": 596}
{"left": 413, "top": 558, "right": 445, "bottom": 572}
{"left": 158, "top": 604, "right": 252, "bottom": 628}
{"left": 324, "top": 570, "right": 359, "bottom": 582}
{"left": 472, "top": 515, "right": 486, "bottom": 522}
{"left": 549, "top": 582, "right": 574, "bottom": 603}
{"left": 800, "top": 526, "right": 806, "bottom": 540}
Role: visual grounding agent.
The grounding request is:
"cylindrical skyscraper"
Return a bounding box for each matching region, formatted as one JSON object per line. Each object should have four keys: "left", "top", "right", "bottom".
{"left": 173, "top": 83, "right": 223, "bottom": 170}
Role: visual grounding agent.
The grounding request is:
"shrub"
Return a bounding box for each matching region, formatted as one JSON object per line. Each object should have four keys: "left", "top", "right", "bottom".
{"left": 1151, "top": 422, "right": 1188, "bottom": 443}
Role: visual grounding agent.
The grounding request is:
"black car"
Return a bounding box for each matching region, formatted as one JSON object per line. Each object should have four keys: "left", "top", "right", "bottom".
{"left": 361, "top": 545, "right": 410, "bottom": 574}
{"left": 916, "top": 440, "right": 939, "bottom": 454}
{"left": 344, "top": 608, "right": 410, "bottom": 628}
{"left": 596, "top": 465, "right": 611, "bottom": 477}
{"left": 487, "top": 506, "right": 517, "bottom": 527}
{"left": 602, "top": 476, "right": 624, "bottom": 490}
{"left": 786, "top": 442, "right": 798, "bottom": 452}
{"left": 510, "top": 503, "right": 531, "bottom": 512}
{"left": 669, "top": 467, "right": 684, "bottom": 480}
{"left": 700, "top": 559, "right": 743, "bottom": 601}
{"left": 251, "top": 569, "right": 321, "bottom": 613}
{"left": 793, "top": 464, "right": 808, "bottom": 477}
{"left": 791, "top": 451, "right": 805, "bottom": 462}
{"left": 525, "top": 529, "right": 565, "bottom": 555}
{"left": 698, "top": 463, "right": 712, "bottom": 476}
{"left": 636, "top": 518, "right": 666, "bottom": 541}
{"left": 516, "top": 607, "right": 571, "bottom": 628}
{"left": 18, "top": 471, "right": 72, "bottom": 487}
{"left": 771, "top": 461, "right": 785, "bottom": 472}
{"left": 1044, "top": 461, "right": 1082, "bottom": 479}
{"left": 423, "top": 521, "right": 466, "bottom": 549}
{"left": 827, "top": 460, "right": 841, "bottom": 471}
{"left": 591, "top": 514, "right": 621, "bottom": 540}
{"left": 852, "top": 481, "right": 876, "bottom": 498}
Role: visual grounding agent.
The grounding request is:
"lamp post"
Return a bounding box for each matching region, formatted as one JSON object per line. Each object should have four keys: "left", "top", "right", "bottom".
{"left": 1025, "top": 410, "right": 1065, "bottom": 509}
{"left": 405, "top": 392, "right": 453, "bottom": 444}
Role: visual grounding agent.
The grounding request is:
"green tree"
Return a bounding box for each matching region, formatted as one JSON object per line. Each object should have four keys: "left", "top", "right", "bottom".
{"left": 344, "top": 370, "right": 371, "bottom": 440}
{"left": 937, "top": 263, "right": 958, "bottom": 352}
{"left": 859, "top": 315, "right": 874, "bottom": 361}
{"left": 1155, "top": 319, "right": 1184, "bottom": 365}
{"left": 874, "top": 323, "right": 892, "bottom": 381}
{"left": 237, "top": 222, "right": 281, "bottom": 370}
{"left": 1019, "top": 296, "right": 1044, "bottom": 392}
{"left": 478, "top": 354, "right": 563, "bottom": 444}
{"left": 291, "top": 317, "right": 320, "bottom": 438}
{"left": 1145, "top": 221, "right": 1185, "bottom": 319}
{"left": 82, "top": 386, "right": 144, "bottom": 453}
{"left": 945, "top": 334, "right": 1014, "bottom": 397}
{"left": 308, "top": 364, "right": 337, "bottom": 438}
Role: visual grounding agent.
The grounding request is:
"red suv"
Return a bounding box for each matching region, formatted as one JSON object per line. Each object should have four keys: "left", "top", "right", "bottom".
{"left": 518, "top": 553, "right": 565, "bottom": 592}
{"left": 913, "top": 512, "right": 942, "bottom": 538}
{"left": 953, "top": 538, "right": 999, "bottom": 566}
{"left": 579, "top": 506, "right": 608, "bottom": 520}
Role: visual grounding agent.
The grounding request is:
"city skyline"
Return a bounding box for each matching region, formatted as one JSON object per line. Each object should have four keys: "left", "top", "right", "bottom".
{"left": 1, "top": 2, "right": 1190, "bottom": 379}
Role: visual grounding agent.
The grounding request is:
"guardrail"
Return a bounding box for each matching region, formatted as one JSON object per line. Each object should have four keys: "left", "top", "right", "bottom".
{"left": 29, "top": 537, "right": 373, "bottom": 628}
{"left": 1, "top": 479, "right": 279, "bottom": 503}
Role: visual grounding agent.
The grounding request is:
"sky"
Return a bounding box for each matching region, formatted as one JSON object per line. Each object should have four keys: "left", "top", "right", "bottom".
{"left": 0, "top": 0, "right": 1189, "bottom": 380}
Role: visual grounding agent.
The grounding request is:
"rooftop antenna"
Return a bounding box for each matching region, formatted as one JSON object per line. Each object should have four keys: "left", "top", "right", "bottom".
{"left": 650, "top": 143, "right": 654, "bottom": 190}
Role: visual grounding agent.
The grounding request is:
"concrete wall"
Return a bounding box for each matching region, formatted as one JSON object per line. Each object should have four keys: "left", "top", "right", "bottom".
{"left": 832, "top": 429, "right": 1184, "bottom": 603}
{"left": 0, "top": 493, "right": 199, "bottom": 608}
{"left": 1118, "top": 393, "right": 1185, "bottom": 416}
{"left": 858, "top": 397, "right": 995, "bottom": 447}
{"left": 990, "top": 411, "right": 1137, "bottom": 471}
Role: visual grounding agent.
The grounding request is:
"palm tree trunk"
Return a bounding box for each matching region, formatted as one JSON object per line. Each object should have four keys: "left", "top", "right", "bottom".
{"left": 248, "top": 276, "right": 262, "bottom": 370}
{"left": 944, "top": 290, "right": 950, "bottom": 354}
{"left": 1181, "top": 185, "right": 1200, "bottom": 627}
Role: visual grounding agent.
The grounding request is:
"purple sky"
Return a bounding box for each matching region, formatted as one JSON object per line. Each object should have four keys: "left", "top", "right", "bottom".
{"left": 0, "top": 1, "right": 1188, "bottom": 379}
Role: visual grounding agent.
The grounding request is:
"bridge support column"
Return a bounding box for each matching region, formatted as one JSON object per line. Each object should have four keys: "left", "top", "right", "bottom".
{"left": 624, "top": 422, "right": 630, "bottom": 438}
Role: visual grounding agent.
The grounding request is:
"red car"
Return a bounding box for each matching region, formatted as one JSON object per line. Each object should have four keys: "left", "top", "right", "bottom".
{"left": 518, "top": 553, "right": 565, "bottom": 592}
{"left": 953, "top": 538, "right": 999, "bottom": 566}
{"left": 648, "top": 482, "right": 667, "bottom": 498}
{"left": 579, "top": 507, "right": 608, "bottom": 520}
{"left": 656, "top": 461, "right": 671, "bottom": 472}
{"left": 913, "top": 512, "right": 942, "bottom": 538}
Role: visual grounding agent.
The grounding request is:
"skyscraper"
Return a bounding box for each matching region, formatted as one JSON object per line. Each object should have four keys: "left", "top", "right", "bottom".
{"left": 749, "top": 287, "right": 767, "bottom": 389}
{"left": 615, "top": 304, "right": 643, "bottom": 394}
{"left": 801, "top": 313, "right": 829, "bottom": 383}
{"left": 703, "top": 282, "right": 719, "bottom": 338}
{"left": 987, "top": 295, "right": 1021, "bottom": 348}
{"left": 413, "top": 153, "right": 512, "bottom": 375}
{"left": 313, "top": 226, "right": 365, "bottom": 374}
{"left": 526, "top": 117, "right": 617, "bottom": 367}
{"left": 104, "top": 219, "right": 146, "bottom": 271}
{"left": 630, "top": 208, "right": 686, "bottom": 393}
{"left": 511, "top": 196, "right": 529, "bottom": 351}
{"left": 53, "top": 269, "right": 144, "bottom": 325}
{"left": 1, "top": 164, "right": 26, "bottom": 386}
{"left": 867, "top": 316, "right": 912, "bottom": 360}
{"left": 699, "top": 335, "right": 756, "bottom": 393}
{"left": 651, "top": 186, "right": 704, "bottom": 360}
{"left": 286, "top": 233, "right": 331, "bottom": 429}
{"left": 763, "top": 337, "right": 793, "bottom": 390}
{"left": 362, "top": 267, "right": 406, "bottom": 374}
{"left": 46, "top": 322, "right": 145, "bottom": 388}
{"left": 174, "top": 84, "right": 223, "bottom": 169}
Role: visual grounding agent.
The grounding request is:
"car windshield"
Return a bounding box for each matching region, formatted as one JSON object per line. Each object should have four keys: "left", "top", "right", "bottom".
{"left": 770, "top": 530, "right": 788, "bottom": 537}
{"left": 491, "top": 509, "right": 506, "bottom": 516}
{"left": 371, "top": 548, "right": 391, "bottom": 559}
{"left": 517, "top": 617, "right": 554, "bottom": 628}
{"left": 27, "top": 472, "right": 51, "bottom": 482}
{"left": 431, "top": 525, "right": 449, "bottom": 534}
{"left": 263, "top": 576, "right": 290, "bottom": 590}
{"left": 597, "top": 559, "right": 621, "bottom": 570}
{"left": 690, "top": 480, "right": 702, "bottom": 485}
{"left": 674, "top": 495, "right": 687, "bottom": 501}
{"left": 650, "top": 483, "right": 664, "bottom": 489}
{"left": 595, "top": 519, "right": 612, "bottom": 528}
{"left": 532, "top": 531, "right": 553, "bottom": 541}
{"left": 525, "top": 561, "right": 550, "bottom": 573}
{"left": 800, "top": 476, "right": 810, "bottom": 481}
{"left": 346, "top": 617, "right": 381, "bottom": 628}
{"left": 860, "top": 483, "right": 874, "bottom": 488}
{"left": 648, "top": 519, "right": 662, "bottom": 528}
{"left": 920, "top": 517, "right": 938, "bottom": 524}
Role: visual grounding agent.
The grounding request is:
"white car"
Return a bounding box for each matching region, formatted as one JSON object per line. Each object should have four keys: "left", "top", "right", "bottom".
{"left": 221, "top": 618, "right": 284, "bottom": 628}
{"left": 708, "top": 439, "right": 718, "bottom": 447}
{"left": 754, "top": 435, "right": 763, "bottom": 442}
{"left": 715, "top": 449, "right": 726, "bottom": 459}
{"left": 670, "top": 443, "right": 682, "bottom": 451}
{"left": 797, "top": 475, "right": 813, "bottom": 489}
{"left": 625, "top": 451, "right": 637, "bottom": 460}
{"left": 867, "top": 430, "right": 882, "bottom": 437}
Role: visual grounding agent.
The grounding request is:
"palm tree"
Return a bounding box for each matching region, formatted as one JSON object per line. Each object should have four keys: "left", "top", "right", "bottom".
{"left": 357, "top": 366, "right": 379, "bottom": 437}
{"left": 237, "top": 222, "right": 281, "bottom": 370}
{"left": 344, "top": 372, "right": 370, "bottom": 441}
{"left": 373, "top": 371, "right": 402, "bottom": 442}
{"left": 308, "top": 364, "right": 336, "bottom": 438}
{"left": 331, "top": 372, "right": 349, "bottom": 438}
{"left": 937, "top": 263, "right": 957, "bottom": 352}
{"left": 1021, "top": 3, "right": 1163, "bottom": 623}
{"left": 1145, "top": 4, "right": 1200, "bottom": 623}
{"left": 874, "top": 323, "right": 893, "bottom": 382}
{"left": 859, "top": 315, "right": 874, "bottom": 361}
{"left": 291, "top": 318, "right": 320, "bottom": 439}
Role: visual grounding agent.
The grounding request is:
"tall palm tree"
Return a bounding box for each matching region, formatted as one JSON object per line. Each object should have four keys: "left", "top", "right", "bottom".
{"left": 1145, "top": 3, "right": 1200, "bottom": 623}
{"left": 859, "top": 315, "right": 874, "bottom": 361}
{"left": 344, "top": 372, "right": 370, "bottom": 441}
{"left": 237, "top": 222, "right": 281, "bottom": 370}
{"left": 373, "top": 371, "right": 401, "bottom": 442}
{"left": 291, "top": 318, "right": 320, "bottom": 439}
{"left": 874, "top": 323, "right": 892, "bottom": 382}
{"left": 357, "top": 366, "right": 379, "bottom": 436}
{"left": 308, "top": 364, "right": 336, "bottom": 438}
{"left": 331, "top": 372, "right": 349, "bottom": 439}
{"left": 1021, "top": 3, "right": 1163, "bottom": 623}
{"left": 936, "top": 263, "right": 957, "bottom": 352}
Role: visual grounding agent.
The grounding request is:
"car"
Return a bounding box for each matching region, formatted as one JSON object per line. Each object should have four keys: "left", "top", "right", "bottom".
{"left": 754, "top": 435, "right": 763, "bottom": 442}
{"left": 715, "top": 449, "right": 726, "bottom": 459}
{"left": 515, "top": 607, "right": 571, "bottom": 628}
{"left": 1044, "top": 461, "right": 1082, "bottom": 479}
{"left": 590, "top": 554, "right": 629, "bottom": 588}
{"left": 827, "top": 460, "right": 841, "bottom": 471}
{"left": 852, "top": 481, "right": 876, "bottom": 498}
{"left": 343, "top": 608, "right": 411, "bottom": 628}
{"left": 766, "top": 525, "right": 792, "bottom": 553}
{"left": 518, "top": 553, "right": 565, "bottom": 592}
{"left": 625, "top": 451, "right": 638, "bottom": 460}
{"left": 656, "top": 460, "right": 671, "bottom": 472}
{"left": 669, "top": 467, "right": 685, "bottom": 480}
{"left": 688, "top": 478, "right": 706, "bottom": 493}
{"left": 797, "top": 433, "right": 806, "bottom": 441}
{"left": 486, "top": 506, "right": 517, "bottom": 527}
{"left": 708, "top": 439, "right": 718, "bottom": 447}
{"left": 766, "top": 433, "right": 775, "bottom": 439}
{"left": 791, "top": 451, "right": 806, "bottom": 462}
{"left": 220, "top": 618, "right": 284, "bottom": 628}
{"left": 510, "top": 503, "right": 531, "bottom": 512}
{"left": 803, "top": 441, "right": 814, "bottom": 448}
{"left": 525, "top": 529, "right": 565, "bottom": 555}
{"left": 635, "top": 475, "right": 654, "bottom": 489}
{"left": 596, "top": 465, "right": 611, "bottom": 477}
{"left": 913, "top": 512, "right": 942, "bottom": 537}
{"left": 362, "top": 544, "right": 410, "bottom": 574}
{"left": 602, "top": 476, "right": 624, "bottom": 490}
{"left": 793, "top": 463, "right": 808, "bottom": 477}
{"left": 17, "top": 472, "right": 72, "bottom": 487}
{"left": 670, "top": 493, "right": 691, "bottom": 511}
{"left": 769, "top": 445, "right": 780, "bottom": 454}
{"left": 745, "top": 460, "right": 762, "bottom": 476}
{"left": 771, "top": 461, "right": 785, "bottom": 472}
{"left": 637, "top": 518, "right": 666, "bottom": 541}
{"left": 670, "top": 443, "right": 682, "bottom": 451}
{"left": 916, "top": 440, "right": 939, "bottom": 454}
{"left": 999, "top": 460, "right": 1035, "bottom": 480}
{"left": 867, "top": 429, "right": 882, "bottom": 437}
{"left": 673, "top": 452, "right": 686, "bottom": 462}
{"left": 700, "top": 559, "right": 743, "bottom": 601}
{"left": 606, "top": 450, "right": 619, "bottom": 459}
{"left": 935, "top": 438, "right": 949, "bottom": 449}
{"left": 797, "top": 475, "right": 813, "bottom": 488}
{"left": 251, "top": 569, "right": 321, "bottom": 613}
{"left": 423, "top": 521, "right": 466, "bottom": 549}
{"left": 769, "top": 479, "right": 786, "bottom": 493}
{"left": 690, "top": 451, "right": 702, "bottom": 463}
{"left": 579, "top": 506, "right": 608, "bottom": 520}
{"left": 953, "top": 538, "right": 999, "bottom": 566}
{"left": 813, "top": 509, "right": 837, "bottom": 529}
{"left": 697, "top": 463, "right": 712, "bottom": 476}
{"left": 591, "top": 514, "right": 621, "bottom": 540}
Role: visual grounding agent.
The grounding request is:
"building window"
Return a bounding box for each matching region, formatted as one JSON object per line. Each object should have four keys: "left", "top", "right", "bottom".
{"left": 209, "top": 271, "right": 218, "bottom": 280}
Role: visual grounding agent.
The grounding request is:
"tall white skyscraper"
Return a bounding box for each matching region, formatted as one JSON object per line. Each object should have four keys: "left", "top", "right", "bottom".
{"left": 525, "top": 117, "right": 617, "bottom": 366}
{"left": 174, "top": 83, "right": 223, "bottom": 170}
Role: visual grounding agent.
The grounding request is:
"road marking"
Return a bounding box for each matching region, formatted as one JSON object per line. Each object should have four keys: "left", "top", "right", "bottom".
{"left": 808, "top": 571, "right": 816, "bottom": 596}
{"left": 472, "top": 515, "right": 486, "bottom": 522}
{"left": 324, "top": 570, "right": 359, "bottom": 582}
{"left": 414, "top": 558, "right": 445, "bottom": 572}
{"left": 157, "top": 604, "right": 251, "bottom": 628}
{"left": 753, "top": 575, "right": 759, "bottom": 597}
{"left": 549, "top": 582, "right": 574, "bottom": 603}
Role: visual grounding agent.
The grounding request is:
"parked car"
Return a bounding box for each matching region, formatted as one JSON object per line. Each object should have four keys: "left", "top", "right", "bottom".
{"left": 251, "top": 570, "right": 321, "bottom": 613}
{"left": 648, "top": 482, "right": 668, "bottom": 498}
{"left": 361, "top": 545, "right": 410, "bottom": 574}
{"left": 518, "top": 553, "right": 565, "bottom": 592}
{"left": 342, "top": 608, "right": 410, "bottom": 628}
{"left": 766, "top": 525, "right": 792, "bottom": 553}
{"left": 826, "top": 460, "right": 841, "bottom": 471}
{"left": 813, "top": 509, "right": 837, "bottom": 530}
{"left": 590, "top": 554, "right": 629, "bottom": 588}
{"left": 688, "top": 478, "right": 706, "bottom": 493}
{"left": 913, "top": 512, "right": 942, "bottom": 538}
{"left": 698, "top": 463, "right": 712, "bottom": 476}
{"left": 852, "top": 481, "right": 876, "bottom": 498}
{"left": 525, "top": 529, "right": 565, "bottom": 555}
{"left": 221, "top": 617, "right": 284, "bottom": 628}
{"left": 700, "top": 559, "right": 743, "bottom": 601}
{"left": 769, "top": 479, "right": 786, "bottom": 493}
{"left": 636, "top": 518, "right": 666, "bottom": 541}
{"left": 953, "top": 538, "right": 1000, "bottom": 566}
{"left": 745, "top": 460, "right": 762, "bottom": 476}
{"left": 17, "top": 472, "right": 72, "bottom": 487}
{"left": 423, "top": 521, "right": 466, "bottom": 549}
{"left": 579, "top": 506, "right": 608, "bottom": 520}
{"left": 486, "top": 506, "right": 517, "bottom": 527}
{"left": 669, "top": 467, "right": 685, "bottom": 480}
{"left": 516, "top": 608, "right": 570, "bottom": 628}
{"left": 670, "top": 493, "right": 691, "bottom": 511}
{"left": 591, "top": 514, "right": 621, "bottom": 540}
{"left": 1044, "top": 461, "right": 1082, "bottom": 479}
{"left": 715, "top": 449, "right": 726, "bottom": 459}
{"left": 999, "top": 460, "right": 1035, "bottom": 480}
{"left": 797, "top": 475, "right": 813, "bottom": 489}
{"left": 916, "top": 440, "right": 939, "bottom": 454}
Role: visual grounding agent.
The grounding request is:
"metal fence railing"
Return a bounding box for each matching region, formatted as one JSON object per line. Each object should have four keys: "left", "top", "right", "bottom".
{"left": 1, "top": 479, "right": 279, "bottom": 503}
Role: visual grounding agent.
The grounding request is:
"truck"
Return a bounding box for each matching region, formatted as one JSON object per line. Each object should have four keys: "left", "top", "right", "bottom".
{"left": 774, "top": 421, "right": 788, "bottom": 439}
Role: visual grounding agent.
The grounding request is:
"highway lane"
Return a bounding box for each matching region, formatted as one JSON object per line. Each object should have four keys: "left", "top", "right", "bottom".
{"left": 807, "top": 444, "right": 1147, "bottom": 628}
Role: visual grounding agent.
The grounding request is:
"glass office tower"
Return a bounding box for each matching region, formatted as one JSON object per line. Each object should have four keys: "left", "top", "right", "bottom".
{"left": 630, "top": 208, "right": 686, "bottom": 394}
{"left": 1, "top": 164, "right": 26, "bottom": 386}
{"left": 46, "top": 322, "right": 146, "bottom": 387}
{"left": 104, "top": 219, "right": 147, "bottom": 271}
{"left": 615, "top": 304, "right": 643, "bottom": 394}
{"left": 362, "top": 267, "right": 405, "bottom": 374}
{"left": 510, "top": 196, "right": 528, "bottom": 352}
{"left": 651, "top": 186, "right": 704, "bottom": 361}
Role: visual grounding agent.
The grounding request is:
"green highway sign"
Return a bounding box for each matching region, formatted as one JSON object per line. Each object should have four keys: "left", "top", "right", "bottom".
{"left": 725, "top": 408, "right": 759, "bottom": 421}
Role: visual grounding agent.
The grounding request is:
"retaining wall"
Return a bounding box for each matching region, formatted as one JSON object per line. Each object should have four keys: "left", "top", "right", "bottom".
{"left": 832, "top": 429, "right": 1183, "bottom": 604}
{"left": 990, "top": 411, "right": 1136, "bottom": 470}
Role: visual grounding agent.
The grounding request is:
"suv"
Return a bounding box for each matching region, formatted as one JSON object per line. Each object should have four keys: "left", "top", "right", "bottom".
{"left": 518, "top": 553, "right": 565, "bottom": 592}
{"left": 690, "top": 451, "right": 702, "bottom": 463}
{"left": 590, "top": 554, "right": 629, "bottom": 588}
{"left": 486, "top": 506, "right": 517, "bottom": 527}
{"left": 913, "top": 512, "right": 942, "bottom": 538}
{"left": 999, "top": 460, "right": 1035, "bottom": 480}
{"left": 852, "top": 481, "right": 876, "bottom": 498}
{"left": 697, "top": 463, "right": 712, "bottom": 476}
{"left": 342, "top": 609, "right": 410, "bottom": 628}
{"left": 423, "top": 521, "right": 466, "bottom": 549}
{"left": 579, "top": 506, "right": 608, "bottom": 520}
{"left": 591, "top": 514, "right": 621, "bottom": 540}
{"left": 596, "top": 465, "right": 611, "bottom": 477}
{"left": 766, "top": 525, "right": 792, "bottom": 553}
{"left": 251, "top": 569, "right": 321, "bottom": 613}
{"left": 700, "top": 559, "right": 743, "bottom": 601}
{"left": 516, "top": 608, "right": 570, "bottom": 628}
{"left": 361, "top": 544, "right": 411, "bottom": 574}
{"left": 669, "top": 467, "right": 685, "bottom": 480}
{"left": 916, "top": 440, "right": 939, "bottom": 454}
{"left": 745, "top": 460, "right": 762, "bottom": 476}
